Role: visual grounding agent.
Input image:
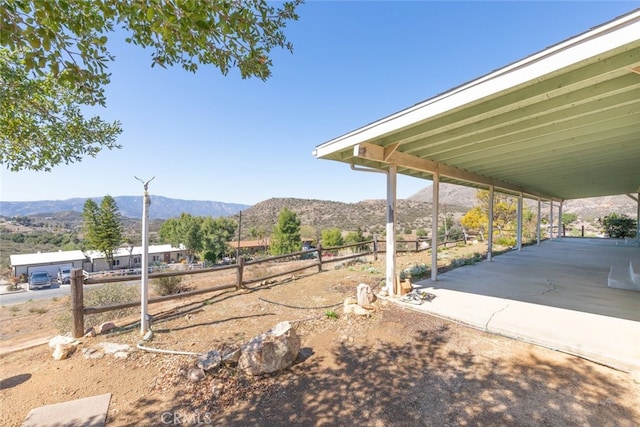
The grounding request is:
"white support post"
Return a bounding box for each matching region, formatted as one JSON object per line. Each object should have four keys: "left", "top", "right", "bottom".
{"left": 536, "top": 197, "right": 541, "bottom": 245}
{"left": 431, "top": 173, "right": 439, "bottom": 281}
{"left": 558, "top": 201, "right": 563, "bottom": 238}
{"left": 385, "top": 164, "right": 397, "bottom": 296}
{"left": 136, "top": 176, "right": 154, "bottom": 336}
{"left": 488, "top": 185, "right": 494, "bottom": 262}
{"left": 517, "top": 192, "right": 523, "bottom": 251}
{"left": 549, "top": 200, "right": 554, "bottom": 239}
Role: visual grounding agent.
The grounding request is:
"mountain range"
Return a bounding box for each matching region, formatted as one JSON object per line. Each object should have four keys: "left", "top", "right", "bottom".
{"left": 0, "top": 195, "right": 249, "bottom": 220}
{"left": 1, "top": 183, "right": 636, "bottom": 225}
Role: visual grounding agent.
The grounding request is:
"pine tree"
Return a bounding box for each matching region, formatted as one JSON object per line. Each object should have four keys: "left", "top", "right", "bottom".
{"left": 270, "top": 208, "right": 301, "bottom": 255}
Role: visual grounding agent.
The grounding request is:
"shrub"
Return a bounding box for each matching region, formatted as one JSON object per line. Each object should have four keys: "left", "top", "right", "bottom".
{"left": 153, "top": 276, "right": 184, "bottom": 296}
{"left": 598, "top": 213, "right": 637, "bottom": 238}
{"left": 399, "top": 263, "right": 429, "bottom": 280}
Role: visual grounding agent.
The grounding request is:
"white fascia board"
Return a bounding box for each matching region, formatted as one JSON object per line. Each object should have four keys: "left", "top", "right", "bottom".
{"left": 313, "top": 10, "right": 640, "bottom": 159}
{"left": 9, "top": 250, "right": 87, "bottom": 266}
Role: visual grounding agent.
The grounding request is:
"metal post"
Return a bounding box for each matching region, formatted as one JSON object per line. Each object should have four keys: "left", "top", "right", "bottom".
{"left": 536, "top": 197, "right": 541, "bottom": 245}
{"left": 558, "top": 201, "right": 563, "bottom": 239}
{"left": 516, "top": 192, "right": 523, "bottom": 251}
{"left": 135, "top": 176, "right": 154, "bottom": 335}
{"left": 487, "top": 186, "right": 494, "bottom": 261}
{"left": 386, "top": 164, "right": 397, "bottom": 295}
{"left": 431, "top": 173, "right": 439, "bottom": 281}
{"left": 549, "top": 200, "right": 554, "bottom": 239}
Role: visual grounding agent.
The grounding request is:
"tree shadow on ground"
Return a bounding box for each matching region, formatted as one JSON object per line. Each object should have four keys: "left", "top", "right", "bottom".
{"left": 113, "top": 306, "right": 638, "bottom": 426}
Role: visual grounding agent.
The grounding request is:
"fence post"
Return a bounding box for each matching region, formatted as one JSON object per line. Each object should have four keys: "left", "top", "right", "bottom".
{"left": 373, "top": 236, "right": 378, "bottom": 261}
{"left": 463, "top": 231, "right": 468, "bottom": 245}
{"left": 317, "top": 245, "right": 323, "bottom": 272}
{"left": 236, "top": 256, "right": 245, "bottom": 289}
{"left": 71, "top": 268, "right": 84, "bottom": 338}
{"left": 581, "top": 225, "right": 584, "bottom": 237}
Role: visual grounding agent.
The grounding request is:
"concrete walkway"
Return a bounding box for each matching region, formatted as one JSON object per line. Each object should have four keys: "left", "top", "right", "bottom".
{"left": 401, "top": 238, "right": 640, "bottom": 373}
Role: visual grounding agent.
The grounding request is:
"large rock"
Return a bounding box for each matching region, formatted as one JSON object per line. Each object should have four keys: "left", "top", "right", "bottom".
{"left": 48, "top": 336, "right": 79, "bottom": 360}
{"left": 356, "top": 283, "right": 376, "bottom": 307}
{"left": 238, "top": 321, "right": 300, "bottom": 376}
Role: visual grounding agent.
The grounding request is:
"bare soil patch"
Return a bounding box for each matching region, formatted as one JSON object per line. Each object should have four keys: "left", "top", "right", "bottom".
{"left": 1, "top": 247, "right": 638, "bottom": 426}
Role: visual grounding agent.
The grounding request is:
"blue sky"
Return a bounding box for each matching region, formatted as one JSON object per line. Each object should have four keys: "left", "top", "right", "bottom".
{"left": 1, "top": 1, "right": 637, "bottom": 205}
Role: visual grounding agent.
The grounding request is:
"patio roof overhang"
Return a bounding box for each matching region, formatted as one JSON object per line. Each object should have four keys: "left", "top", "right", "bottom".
{"left": 313, "top": 9, "right": 640, "bottom": 202}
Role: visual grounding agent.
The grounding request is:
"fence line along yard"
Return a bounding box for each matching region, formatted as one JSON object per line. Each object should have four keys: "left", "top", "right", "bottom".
{"left": 70, "top": 232, "right": 481, "bottom": 338}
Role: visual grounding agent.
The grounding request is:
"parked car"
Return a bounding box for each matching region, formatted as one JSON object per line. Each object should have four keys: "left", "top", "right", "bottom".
{"left": 28, "top": 271, "right": 52, "bottom": 290}
{"left": 57, "top": 268, "right": 71, "bottom": 284}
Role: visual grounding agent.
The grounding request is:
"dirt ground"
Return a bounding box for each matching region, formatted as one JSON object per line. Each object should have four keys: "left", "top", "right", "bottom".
{"left": 1, "top": 247, "right": 639, "bottom": 426}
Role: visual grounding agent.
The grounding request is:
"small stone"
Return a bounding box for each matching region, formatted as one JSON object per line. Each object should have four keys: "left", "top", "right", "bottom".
{"left": 97, "top": 322, "right": 117, "bottom": 334}
{"left": 188, "top": 367, "right": 206, "bottom": 382}
{"left": 83, "top": 327, "right": 96, "bottom": 338}
{"left": 197, "top": 350, "right": 222, "bottom": 371}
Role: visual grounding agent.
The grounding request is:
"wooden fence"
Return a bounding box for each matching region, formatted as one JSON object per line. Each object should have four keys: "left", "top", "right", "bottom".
{"left": 70, "top": 232, "right": 485, "bottom": 337}
{"left": 71, "top": 241, "right": 375, "bottom": 338}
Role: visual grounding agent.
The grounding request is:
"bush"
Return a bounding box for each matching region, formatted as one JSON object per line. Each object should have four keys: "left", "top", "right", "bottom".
{"left": 152, "top": 276, "right": 183, "bottom": 296}
{"left": 598, "top": 213, "right": 637, "bottom": 238}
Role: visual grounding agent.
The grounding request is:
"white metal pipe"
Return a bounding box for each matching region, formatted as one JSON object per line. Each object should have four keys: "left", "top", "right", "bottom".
{"left": 431, "top": 173, "right": 439, "bottom": 281}
{"left": 386, "top": 165, "right": 397, "bottom": 295}
{"left": 140, "top": 190, "right": 150, "bottom": 334}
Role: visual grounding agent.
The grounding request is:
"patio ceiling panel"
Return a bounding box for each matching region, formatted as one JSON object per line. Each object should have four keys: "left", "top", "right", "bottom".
{"left": 313, "top": 10, "right": 640, "bottom": 202}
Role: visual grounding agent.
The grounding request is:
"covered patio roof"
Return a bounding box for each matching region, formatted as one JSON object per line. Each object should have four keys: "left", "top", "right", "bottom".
{"left": 313, "top": 9, "right": 640, "bottom": 202}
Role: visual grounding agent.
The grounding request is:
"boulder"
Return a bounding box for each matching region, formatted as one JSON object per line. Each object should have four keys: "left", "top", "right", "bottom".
{"left": 238, "top": 321, "right": 300, "bottom": 376}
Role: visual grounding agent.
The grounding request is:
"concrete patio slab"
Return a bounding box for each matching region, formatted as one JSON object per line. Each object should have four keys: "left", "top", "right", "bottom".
{"left": 402, "top": 238, "right": 640, "bottom": 373}
{"left": 22, "top": 393, "right": 112, "bottom": 427}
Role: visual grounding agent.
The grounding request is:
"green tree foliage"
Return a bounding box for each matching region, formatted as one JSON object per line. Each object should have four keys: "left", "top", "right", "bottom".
{"left": 270, "top": 207, "right": 301, "bottom": 255}
{"left": 415, "top": 227, "right": 428, "bottom": 238}
{"left": 82, "top": 195, "right": 123, "bottom": 268}
{"left": 0, "top": 49, "right": 122, "bottom": 171}
{"left": 159, "top": 213, "right": 201, "bottom": 262}
{"left": 562, "top": 212, "right": 578, "bottom": 225}
{"left": 345, "top": 227, "right": 368, "bottom": 252}
{"left": 201, "top": 216, "right": 237, "bottom": 262}
{"left": 598, "top": 213, "right": 637, "bottom": 239}
{"left": 321, "top": 227, "right": 344, "bottom": 248}
{"left": 159, "top": 214, "right": 237, "bottom": 263}
{"left": 1, "top": 0, "right": 302, "bottom": 171}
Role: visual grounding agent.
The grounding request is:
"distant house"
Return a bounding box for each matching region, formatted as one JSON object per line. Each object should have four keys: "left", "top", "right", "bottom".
{"left": 10, "top": 250, "right": 87, "bottom": 278}
{"left": 10, "top": 245, "right": 187, "bottom": 278}
{"left": 235, "top": 239, "right": 270, "bottom": 255}
{"left": 84, "top": 244, "right": 187, "bottom": 272}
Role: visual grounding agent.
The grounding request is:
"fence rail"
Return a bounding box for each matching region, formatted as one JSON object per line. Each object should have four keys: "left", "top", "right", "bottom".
{"left": 70, "top": 241, "right": 382, "bottom": 337}
{"left": 70, "top": 233, "right": 485, "bottom": 337}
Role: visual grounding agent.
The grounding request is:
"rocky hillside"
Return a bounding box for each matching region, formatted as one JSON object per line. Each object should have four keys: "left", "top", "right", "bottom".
{"left": 229, "top": 198, "right": 466, "bottom": 238}
{"left": 410, "top": 183, "right": 637, "bottom": 221}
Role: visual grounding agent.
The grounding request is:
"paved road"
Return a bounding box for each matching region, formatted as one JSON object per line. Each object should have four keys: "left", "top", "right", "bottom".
{"left": 0, "top": 284, "right": 72, "bottom": 305}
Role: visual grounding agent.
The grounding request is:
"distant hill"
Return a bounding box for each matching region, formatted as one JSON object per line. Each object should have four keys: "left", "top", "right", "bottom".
{"left": 408, "top": 182, "right": 637, "bottom": 221}
{"left": 0, "top": 195, "right": 249, "bottom": 220}
{"left": 230, "top": 198, "right": 457, "bottom": 237}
